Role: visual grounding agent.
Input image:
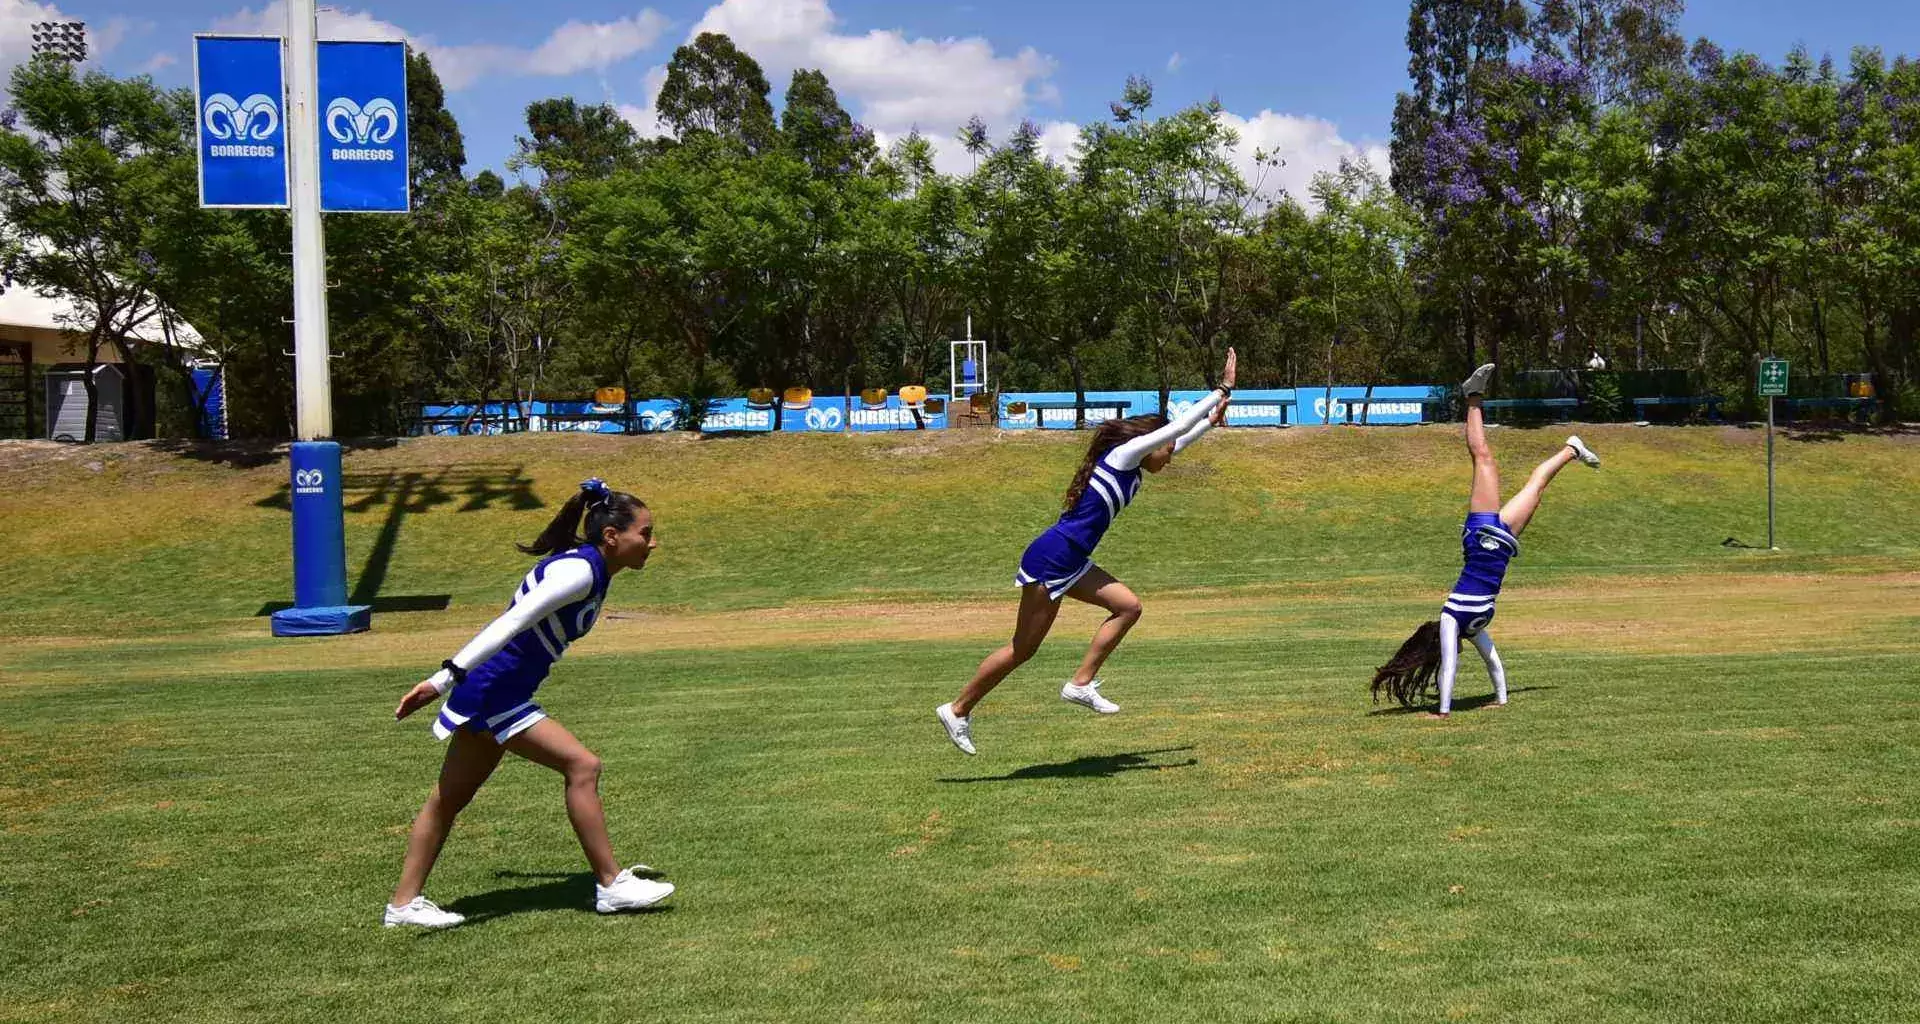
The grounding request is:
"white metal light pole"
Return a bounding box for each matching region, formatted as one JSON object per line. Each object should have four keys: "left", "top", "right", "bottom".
{"left": 285, "top": 0, "right": 332, "bottom": 440}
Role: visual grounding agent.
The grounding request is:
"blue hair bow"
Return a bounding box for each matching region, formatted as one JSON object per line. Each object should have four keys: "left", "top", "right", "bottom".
{"left": 580, "top": 477, "right": 609, "bottom": 501}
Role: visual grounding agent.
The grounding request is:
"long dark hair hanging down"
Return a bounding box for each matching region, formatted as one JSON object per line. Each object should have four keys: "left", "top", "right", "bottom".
{"left": 1371, "top": 620, "right": 1448, "bottom": 708}
{"left": 1061, "top": 414, "right": 1170, "bottom": 510}
{"left": 519, "top": 477, "right": 647, "bottom": 555}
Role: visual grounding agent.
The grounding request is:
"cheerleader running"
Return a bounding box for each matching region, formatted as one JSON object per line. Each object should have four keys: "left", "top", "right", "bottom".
{"left": 384, "top": 479, "right": 673, "bottom": 928}
{"left": 1371, "top": 363, "right": 1600, "bottom": 718}
{"left": 936, "top": 349, "right": 1238, "bottom": 755}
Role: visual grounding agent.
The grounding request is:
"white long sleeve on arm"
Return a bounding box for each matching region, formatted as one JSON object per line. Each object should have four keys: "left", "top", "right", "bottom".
{"left": 1471, "top": 629, "right": 1507, "bottom": 705}
{"left": 1171, "top": 409, "right": 1221, "bottom": 453}
{"left": 427, "top": 557, "right": 595, "bottom": 692}
{"left": 1436, "top": 613, "right": 1462, "bottom": 714}
{"left": 1107, "top": 389, "right": 1227, "bottom": 469}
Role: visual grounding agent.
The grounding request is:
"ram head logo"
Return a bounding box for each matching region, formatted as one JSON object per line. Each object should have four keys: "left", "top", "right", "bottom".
{"left": 324, "top": 97, "right": 400, "bottom": 145}
{"left": 203, "top": 93, "right": 281, "bottom": 141}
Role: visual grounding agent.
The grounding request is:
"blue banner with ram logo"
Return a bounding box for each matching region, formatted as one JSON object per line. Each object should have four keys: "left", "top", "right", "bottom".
{"left": 194, "top": 35, "right": 289, "bottom": 208}
{"left": 317, "top": 40, "right": 409, "bottom": 213}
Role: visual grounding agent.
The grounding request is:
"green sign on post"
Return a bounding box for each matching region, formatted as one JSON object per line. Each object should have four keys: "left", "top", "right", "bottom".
{"left": 1759, "top": 358, "right": 1789, "bottom": 397}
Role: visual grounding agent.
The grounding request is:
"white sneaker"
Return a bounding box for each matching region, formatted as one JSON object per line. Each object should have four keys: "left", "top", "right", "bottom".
{"left": 1565, "top": 435, "right": 1601, "bottom": 467}
{"left": 1462, "top": 363, "right": 1496, "bottom": 397}
{"left": 1061, "top": 680, "right": 1120, "bottom": 714}
{"left": 936, "top": 702, "right": 976, "bottom": 755}
{"left": 383, "top": 896, "right": 464, "bottom": 929}
{"left": 595, "top": 867, "right": 675, "bottom": 913}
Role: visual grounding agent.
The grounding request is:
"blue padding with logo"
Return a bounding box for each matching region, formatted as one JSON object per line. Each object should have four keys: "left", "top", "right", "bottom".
{"left": 271, "top": 604, "right": 372, "bottom": 637}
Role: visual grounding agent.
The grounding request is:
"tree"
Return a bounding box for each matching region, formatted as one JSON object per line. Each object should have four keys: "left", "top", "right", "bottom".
{"left": 874, "top": 132, "right": 970, "bottom": 384}
{"left": 780, "top": 69, "right": 876, "bottom": 179}
{"left": 656, "top": 33, "right": 777, "bottom": 152}
{"left": 407, "top": 50, "right": 466, "bottom": 197}
{"left": 415, "top": 181, "right": 572, "bottom": 430}
{"left": 0, "top": 58, "right": 198, "bottom": 441}
{"left": 517, "top": 97, "right": 638, "bottom": 183}
{"left": 1525, "top": 0, "right": 1685, "bottom": 104}
{"left": 1097, "top": 85, "right": 1263, "bottom": 411}
{"left": 1390, "top": 0, "right": 1529, "bottom": 368}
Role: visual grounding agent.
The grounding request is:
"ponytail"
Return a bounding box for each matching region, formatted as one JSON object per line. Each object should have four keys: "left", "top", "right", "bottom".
{"left": 519, "top": 477, "right": 647, "bottom": 555}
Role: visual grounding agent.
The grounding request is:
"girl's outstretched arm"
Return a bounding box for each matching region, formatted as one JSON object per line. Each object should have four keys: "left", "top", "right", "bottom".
{"left": 1108, "top": 389, "right": 1227, "bottom": 469}
{"left": 1110, "top": 348, "right": 1236, "bottom": 469}
{"left": 1172, "top": 397, "right": 1230, "bottom": 454}
{"left": 1435, "top": 614, "right": 1462, "bottom": 716}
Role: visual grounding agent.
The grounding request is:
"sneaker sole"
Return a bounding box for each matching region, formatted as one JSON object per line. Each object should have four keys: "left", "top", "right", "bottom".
{"left": 1462, "top": 365, "right": 1496, "bottom": 396}
{"left": 596, "top": 883, "right": 675, "bottom": 914}
{"left": 1062, "top": 695, "right": 1120, "bottom": 714}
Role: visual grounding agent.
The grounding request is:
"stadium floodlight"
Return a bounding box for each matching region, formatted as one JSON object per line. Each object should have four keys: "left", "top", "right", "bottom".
{"left": 29, "top": 21, "right": 87, "bottom": 63}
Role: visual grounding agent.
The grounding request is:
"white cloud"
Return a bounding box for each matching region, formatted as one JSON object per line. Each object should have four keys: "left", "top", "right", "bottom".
{"left": 211, "top": 3, "right": 409, "bottom": 43}
{"left": 528, "top": 13, "right": 670, "bottom": 77}
{"left": 138, "top": 52, "right": 178, "bottom": 75}
{"left": 1034, "top": 119, "right": 1078, "bottom": 165}
{"left": 1215, "top": 109, "right": 1388, "bottom": 208}
{"left": 615, "top": 64, "right": 670, "bottom": 140}
{"left": 1166, "top": 51, "right": 1183, "bottom": 73}
{"left": 966, "top": 108, "right": 1380, "bottom": 210}
{"left": 209, "top": 4, "right": 668, "bottom": 91}
{"left": 679, "top": 0, "right": 1056, "bottom": 165}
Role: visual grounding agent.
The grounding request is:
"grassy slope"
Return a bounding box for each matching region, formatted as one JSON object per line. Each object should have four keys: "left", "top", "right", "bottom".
{"left": 1, "top": 425, "right": 1915, "bottom": 635}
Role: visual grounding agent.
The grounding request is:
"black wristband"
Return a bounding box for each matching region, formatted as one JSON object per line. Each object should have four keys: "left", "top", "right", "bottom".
{"left": 441, "top": 660, "right": 467, "bottom": 683}
{"left": 1219, "top": 385, "right": 1233, "bottom": 397}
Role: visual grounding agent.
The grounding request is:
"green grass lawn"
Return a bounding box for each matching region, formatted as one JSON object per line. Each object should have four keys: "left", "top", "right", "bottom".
{"left": 2, "top": 427, "right": 1918, "bottom": 1023}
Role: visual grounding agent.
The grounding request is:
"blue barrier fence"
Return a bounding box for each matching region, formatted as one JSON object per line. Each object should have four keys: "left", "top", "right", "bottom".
{"left": 995, "top": 385, "right": 1445, "bottom": 429}
{"left": 417, "top": 394, "right": 952, "bottom": 435}
{"left": 418, "top": 386, "right": 1443, "bottom": 436}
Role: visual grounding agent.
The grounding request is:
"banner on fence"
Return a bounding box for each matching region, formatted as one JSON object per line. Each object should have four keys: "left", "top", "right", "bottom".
{"left": 420, "top": 386, "right": 1440, "bottom": 436}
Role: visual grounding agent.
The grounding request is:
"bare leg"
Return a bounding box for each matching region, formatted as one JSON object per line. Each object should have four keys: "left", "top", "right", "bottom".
{"left": 506, "top": 718, "right": 621, "bottom": 885}
{"left": 952, "top": 584, "right": 1062, "bottom": 716}
{"left": 391, "top": 729, "right": 507, "bottom": 906}
{"left": 1466, "top": 397, "right": 1501, "bottom": 514}
{"left": 1498, "top": 445, "right": 1578, "bottom": 535}
{"left": 1064, "top": 566, "right": 1143, "bottom": 684}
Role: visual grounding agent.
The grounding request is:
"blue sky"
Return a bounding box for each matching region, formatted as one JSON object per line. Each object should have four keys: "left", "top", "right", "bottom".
{"left": 10, "top": 0, "right": 1920, "bottom": 192}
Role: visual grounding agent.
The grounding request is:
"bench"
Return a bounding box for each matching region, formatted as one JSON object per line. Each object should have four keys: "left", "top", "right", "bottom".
{"left": 1480, "top": 397, "right": 1578, "bottom": 422}
{"left": 540, "top": 410, "right": 640, "bottom": 434}
{"left": 413, "top": 411, "right": 528, "bottom": 436}
{"left": 1632, "top": 395, "right": 1723, "bottom": 422}
{"left": 1776, "top": 396, "right": 1877, "bottom": 423}
{"left": 1018, "top": 399, "right": 1133, "bottom": 428}
{"left": 1322, "top": 394, "right": 1444, "bottom": 425}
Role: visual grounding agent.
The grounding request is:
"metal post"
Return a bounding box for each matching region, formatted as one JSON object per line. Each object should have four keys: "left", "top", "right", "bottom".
{"left": 1766, "top": 394, "right": 1776, "bottom": 550}
{"left": 286, "top": 0, "right": 331, "bottom": 440}
{"left": 269, "top": 1, "right": 368, "bottom": 636}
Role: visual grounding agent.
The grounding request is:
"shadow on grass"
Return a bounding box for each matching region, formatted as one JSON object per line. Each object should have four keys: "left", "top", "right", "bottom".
{"left": 939, "top": 746, "right": 1197, "bottom": 784}
{"left": 147, "top": 436, "right": 399, "bottom": 469}
{"left": 252, "top": 463, "right": 542, "bottom": 613}
{"left": 439, "top": 867, "right": 673, "bottom": 926}
{"left": 254, "top": 595, "right": 450, "bottom": 616}
{"left": 1365, "top": 686, "right": 1556, "bottom": 717}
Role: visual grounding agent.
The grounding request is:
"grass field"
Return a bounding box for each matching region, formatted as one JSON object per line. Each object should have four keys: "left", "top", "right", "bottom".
{"left": 3, "top": 425, "right": 1919, "bottom": 1023}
